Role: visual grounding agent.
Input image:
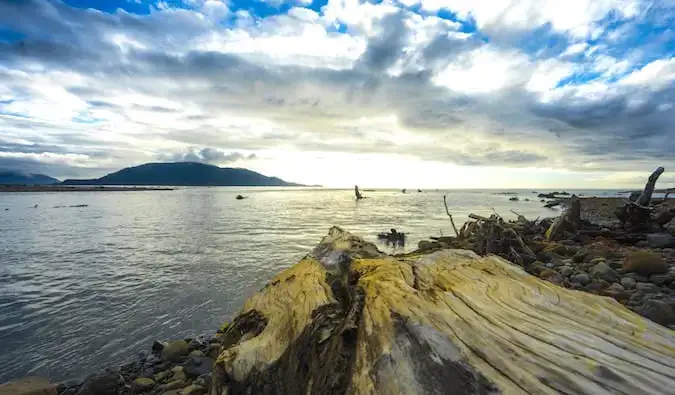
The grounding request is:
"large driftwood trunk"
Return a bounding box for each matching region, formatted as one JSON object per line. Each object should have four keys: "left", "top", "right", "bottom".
{"left": 211, "top": 227, "right": 675, "bottom": 395}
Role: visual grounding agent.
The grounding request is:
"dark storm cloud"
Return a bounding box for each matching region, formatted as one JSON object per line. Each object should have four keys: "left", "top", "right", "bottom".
{"left": 0, "top": 0, "right": 673, "bottom": 178}
{"left": 159, "top": 147, "right": 257, "bottom": 164}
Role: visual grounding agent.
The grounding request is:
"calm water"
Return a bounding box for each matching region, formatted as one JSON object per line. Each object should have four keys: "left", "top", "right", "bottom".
{"left": 0, "top": 187, "right": 619, "bottom": 382}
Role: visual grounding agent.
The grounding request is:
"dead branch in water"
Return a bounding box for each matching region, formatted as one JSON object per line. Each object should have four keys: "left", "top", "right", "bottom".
{"left": 442, "top": 194, "right": 459, "bottom": 237}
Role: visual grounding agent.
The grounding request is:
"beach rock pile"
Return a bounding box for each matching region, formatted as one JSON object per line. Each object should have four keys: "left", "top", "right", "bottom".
{"left": 57, "top": 332, "right": 227, "bottom": 395}
{"left": 525, "top": 240, "right": 675, "bottom": 327}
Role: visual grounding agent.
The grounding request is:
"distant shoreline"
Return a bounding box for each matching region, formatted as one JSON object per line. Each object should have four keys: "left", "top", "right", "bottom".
{"left": 0, "top": 185, "right": 174, "bottom": 192}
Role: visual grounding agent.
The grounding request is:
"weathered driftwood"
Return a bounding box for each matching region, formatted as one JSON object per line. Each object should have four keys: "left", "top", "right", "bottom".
{"left": 545, "top": 195, "right": 581, "bottom": 241}
{"left": 210, "top": 227, "right": 675, "bottom": 395}
{"left": 616, "top": 167, "right": 669, "bottom": 231}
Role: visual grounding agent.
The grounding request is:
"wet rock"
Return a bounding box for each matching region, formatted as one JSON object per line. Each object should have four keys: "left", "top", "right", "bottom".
{"left": 179, "top": 384, "right": 207, "bottom": 395}
{"left": 0, "top": 377, "right": 57, "bottom": 395}
{"left": 560, "top": 266, "right": 574, "bottom": 277}
{"left": 170, "top": 366, "right": 187, "bottom": 383}
{"left": 188, "top": 350, "right": 204, "bottom": 358}
{"left": 572, "top": 273, "right": 591, "bottom": 286}
{"left": 634, "top": 299, "right": 675, "bottom": 327}
{"left": 650, "top": 274, "right": 673, "bottom": 285}
{"left": 646, "top": 233, "right": 675, "bottom": 249}
{"left": 195, "top": 374, "right": 211, "bottom": 390}
{"left": 590, "top": 262, "right": 619, "bottom": 283}
{"left": 184, "top": 356, "right": 214, "bottom": 379}
{"left": 539, "top": 269, "right": 564, "bottom": 285}
{"left": 572, "top": 250, "right": 586, "bottom": 263}
{"left": 621, "top": 277, "right": 637, "bottom": 290}
{"left": 623, "top": 251, "right": 668, "bottom": 276}
{"left": 76, "top": 370, "right": 123, "bottom": 395}
{"left": 153, "top": 370, "right": 171, "bottom": 383}
{"left": 131, "top": 377, "right": 155, "bottom": 393}
{"left": 635, "top": 282, "right": 662, "bottom": 294}
{"left": 152, "top": 341, "right": 166, "bottom": 353}
{"left": 160, "top": 380, "right": 187, "bottom": 391}
{"left": 609, "top": 283, "right": 625, "bottom": 292}
{"left": 206, "top": 343, "right": 223, "bottom": 359}
{"left": 584, "top": 282, "right": 605, "bottom": 292}
{"left": 162, "top": 340, "right": 189, "bottom": 362}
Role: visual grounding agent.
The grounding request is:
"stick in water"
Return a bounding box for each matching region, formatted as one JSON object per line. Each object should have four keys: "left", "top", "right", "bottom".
{"left": 443, "top": 194, "right": 459, "bottom": 237}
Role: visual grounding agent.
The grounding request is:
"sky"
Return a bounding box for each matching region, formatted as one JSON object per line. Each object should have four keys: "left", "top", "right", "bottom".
{"left": 0, "top": 0, "right": 674, "bottom": 188}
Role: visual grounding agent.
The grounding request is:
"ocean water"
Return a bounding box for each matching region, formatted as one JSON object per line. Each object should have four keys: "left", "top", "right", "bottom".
{"left": 0, "top": 187, "right": 620, "bottom": 383}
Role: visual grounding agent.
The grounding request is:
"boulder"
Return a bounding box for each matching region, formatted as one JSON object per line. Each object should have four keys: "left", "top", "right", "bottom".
{"left": 209, "top": 227, "right": 675, "bottom": 394}
{"left": 161, "top": 340, "right": 189, "bottom": 362}
{"left": 623, "top": 251, "right": 668, "bottom": 275}
{"left": 646, "top": 233, "right": 675, "bottom": 249}
{"left": 589, "top": 262, "right": 619, "bottom": 283}
{"left": 0, "top": 377, "right": 56, "bottom": 395}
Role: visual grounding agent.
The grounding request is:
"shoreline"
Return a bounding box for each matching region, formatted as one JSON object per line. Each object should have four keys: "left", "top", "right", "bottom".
{"left": 0, "top": 185, "right": 174, "bottom": 193}
{"left": 2, "top": 196, "right": 674, "bottom": 394}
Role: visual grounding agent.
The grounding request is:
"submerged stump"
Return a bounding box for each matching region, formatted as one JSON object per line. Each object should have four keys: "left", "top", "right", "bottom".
{"left": 211, "top": 227, "right": 675, "bottom": 395}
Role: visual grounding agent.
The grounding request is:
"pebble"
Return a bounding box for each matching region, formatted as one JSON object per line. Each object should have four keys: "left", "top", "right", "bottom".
{"left": 161, "top": 380, "right": 187, "bottom": 391}
{"left": 179, "top": 384, "right": 208, "bottom": 395}
{"left": 609, "top": 283, "right": 625, "bottom": 292}
{"left": 635, "top": 282, "right": 662, "bottom": 294}
{"left": 620, "top": 277, "right": 637, "bottom": 290}
{"left": 154, "top": 370, "right": 171, "bottom": 383}
{"left": 572, "top": 273, "right": 591, "bottom": 286}
{"left": 131, "top": 377, "right": 155, "bottom": 393}
{"left": 560, "top": 266, "right": 574, "bottom": 277}
{"left": 189, "top": 350, "right": 204, "bottom": 358}
{"left": 589, "top": 262, "right": 619, "bottom": 283}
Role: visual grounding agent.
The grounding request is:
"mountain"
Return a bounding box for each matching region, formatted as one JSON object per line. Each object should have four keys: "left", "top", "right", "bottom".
{"left": 61, "top": 162, "right": 304, "bottom": 186}
{"left": 0, "top": 170, "right": 59, "bottom": 185}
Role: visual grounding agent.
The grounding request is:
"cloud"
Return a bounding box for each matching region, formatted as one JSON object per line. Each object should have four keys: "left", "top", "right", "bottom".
{"left": 159, "top": 147, "right": 257, "bottom": 164}
{"left": 0, "top": 0, "right": 673, "bottom": 186}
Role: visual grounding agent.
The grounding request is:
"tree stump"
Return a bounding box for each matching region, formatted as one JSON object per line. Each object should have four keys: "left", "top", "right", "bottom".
{"left": 210, "top": 227, "right": 675, "bottom": 395}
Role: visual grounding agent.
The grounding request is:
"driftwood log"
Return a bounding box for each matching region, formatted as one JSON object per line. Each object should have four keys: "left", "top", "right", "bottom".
{"left": 615, "top": 167, "right": 671, "bottom": 231}
{"left": 545, "top": 195, "right": 581, "bottom": 241}
{"left": 210, "top": 227, "right": 675, "bottom": 394}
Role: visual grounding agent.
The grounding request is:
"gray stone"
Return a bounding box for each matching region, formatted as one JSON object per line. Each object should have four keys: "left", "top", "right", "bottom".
{"left": 161, "top": 380, "right": 187, "bottom": 391}
{"left": 589, "top": 262, "right": 619, "bottom": 283}
{"left": 572, "top": 273, "right": 591, "bottom": 286}
{"left": 161, "top": 340, "right": 189, "bottom": 362}
{"left": 560, "top": 266, "right": 574, "bottom": 277}
{"left": 620, "top": 277, "right": 637, "bottom": 290}
{"left": 646, "top": 233, "right": 675, "bottom": 249}
{"left": 179, "top": 384, "right": 207, "bottom": 395}
{"left": 131, "top": 378, "right": 155, "bottom": 393}
{"left": 634, "top": 299, "right": 675, "bottom": 327}
{"left": 184, "top": 356, "right": 214, "bottom": 379}
{"left": 635, "top": 282, "right": 662, "bottom": 294}
{"left": 650, "top": 274, "right": 673, "bottom": 285}
{"left": 76, "top": 370, "right": 123, "bottom": 395}
{"left": 609, "top": 283, "right": 625, "bottom": 292}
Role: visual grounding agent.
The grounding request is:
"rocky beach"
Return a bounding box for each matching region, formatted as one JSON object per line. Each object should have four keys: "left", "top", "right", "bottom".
{"left": 2, "top": 195, "right": 674, "bottom": 395}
